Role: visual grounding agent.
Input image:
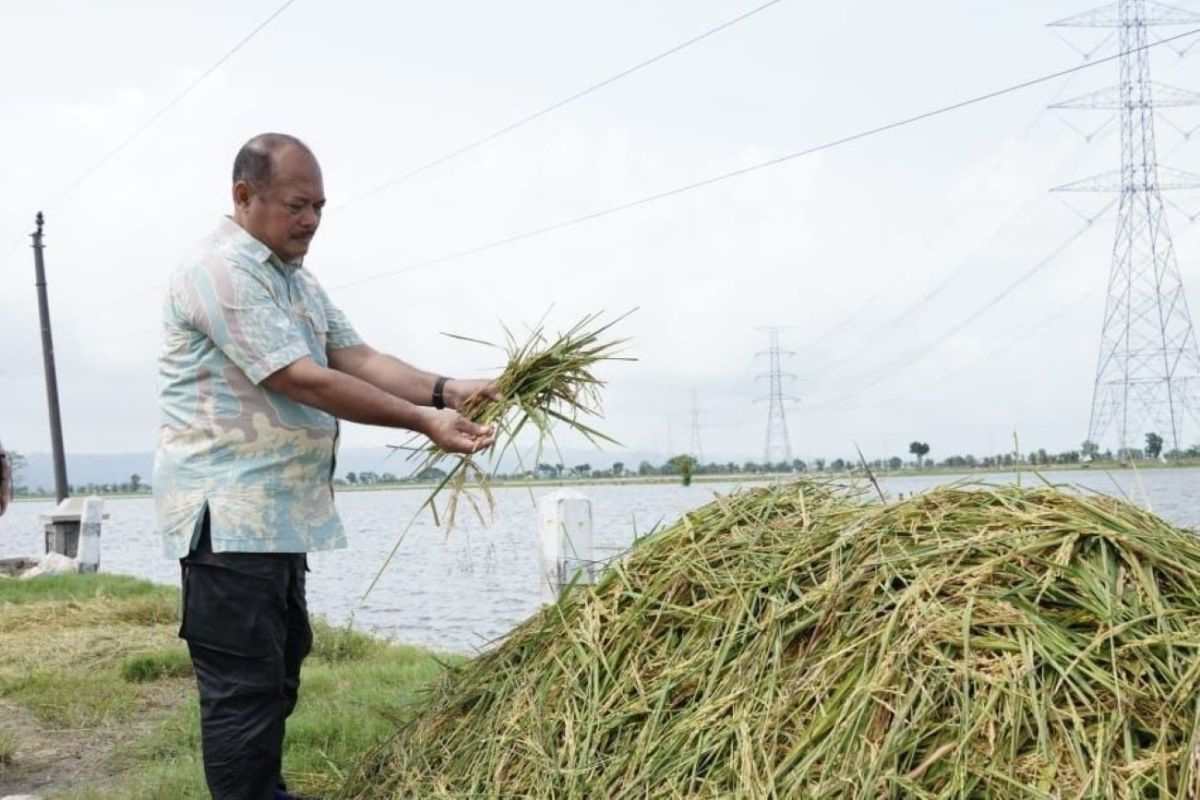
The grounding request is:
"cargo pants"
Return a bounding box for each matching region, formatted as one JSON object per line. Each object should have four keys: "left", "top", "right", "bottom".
{"left": 179, "top": 514, "right": 312, "bottom": 800}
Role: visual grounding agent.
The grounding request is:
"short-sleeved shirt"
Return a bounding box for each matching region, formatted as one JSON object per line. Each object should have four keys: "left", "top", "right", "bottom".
{"left": 153, "top": 217, "right": 363, "bottom": 558}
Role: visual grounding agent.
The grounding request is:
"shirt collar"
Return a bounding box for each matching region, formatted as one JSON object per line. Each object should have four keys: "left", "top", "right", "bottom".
{"left": 218, "top": 216, "right": 304, "bottom": 276}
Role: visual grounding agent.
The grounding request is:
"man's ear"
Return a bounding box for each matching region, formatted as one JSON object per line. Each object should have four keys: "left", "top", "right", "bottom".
{"left": 233, "top": 181, "right": 253, "bottom": 209}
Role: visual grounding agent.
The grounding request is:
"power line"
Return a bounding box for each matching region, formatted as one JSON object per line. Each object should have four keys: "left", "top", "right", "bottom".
{"left": 791, "top": 71, "right": 1094, "bottom": 357}
{"left": 24, "top": 23, "right": 1200, "bottom": 355}
{"left": 328, "top": 27, "right": 1200, "bottom": 294}
{"left": 856, "top": 287, "right": 1101, "bottom": 411}
{"left": 806, "top": 213, "right": 1108, "bottom": 409}
{"left": 44, "top": 0, "right": 301, "bottom": 210}
{"left": 332, "top": 0, "right": 790, "bottom": 211}
{"left": 0, "top": 0, "right": 300, "bottom": 277}
{"left": 812, "top": 145, "right": 1102, "bottom": 373}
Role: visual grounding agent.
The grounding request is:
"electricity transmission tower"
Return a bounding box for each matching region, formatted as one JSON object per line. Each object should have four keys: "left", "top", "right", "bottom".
{"left": 688, "top": 389, "right": 704, "bottom": 464}
{"left": 756, "top": 327, "right": 797, "bottom": 466}
{"left": 1050, "top": 0, "right": 1200, "bottom": 456}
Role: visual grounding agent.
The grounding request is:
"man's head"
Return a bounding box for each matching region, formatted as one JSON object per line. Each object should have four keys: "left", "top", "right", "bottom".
{"left": 231, "top": 133, "right": 324, "bottom": 263}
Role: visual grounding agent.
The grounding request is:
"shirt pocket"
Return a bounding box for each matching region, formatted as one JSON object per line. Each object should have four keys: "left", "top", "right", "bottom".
{"left": 292, "top": 301, "right": 329, "bottom": 358}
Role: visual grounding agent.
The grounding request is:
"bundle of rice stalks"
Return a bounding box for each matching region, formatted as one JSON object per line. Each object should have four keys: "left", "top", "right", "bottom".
{"left": 401, "top": 311, "right": 632, "bottom": 530}
{"left": 342, "top": 481, "right": 1200, "bottom": 799}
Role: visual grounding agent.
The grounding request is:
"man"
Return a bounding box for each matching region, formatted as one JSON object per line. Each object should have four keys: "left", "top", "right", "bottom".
{"left": 0, "top": 440, "right": 11, "bottom": 517}
{"left": 153, "top": 132, "right": 495, "bottom": 800}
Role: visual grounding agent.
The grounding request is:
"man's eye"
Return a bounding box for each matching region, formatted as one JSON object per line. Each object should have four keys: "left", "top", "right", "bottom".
{"left": 286, "top": 204, "right": 305, "bottom": 213}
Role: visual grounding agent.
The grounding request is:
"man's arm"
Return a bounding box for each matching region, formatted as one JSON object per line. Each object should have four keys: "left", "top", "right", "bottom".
{"left": 263, "top": 357, "right": 493, "bottom": 454}
{"left": 327, "top": 344, "right": 495, "bottom": 410}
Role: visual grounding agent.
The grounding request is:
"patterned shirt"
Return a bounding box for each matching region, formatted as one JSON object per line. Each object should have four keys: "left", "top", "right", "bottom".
{"left": 153, "top": 217, "right": 363, "bottom": 558}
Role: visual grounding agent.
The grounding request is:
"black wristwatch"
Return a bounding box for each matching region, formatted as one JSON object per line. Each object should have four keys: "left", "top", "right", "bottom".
{"left": 432, "top": 376, "right": 450, "bottom": 410}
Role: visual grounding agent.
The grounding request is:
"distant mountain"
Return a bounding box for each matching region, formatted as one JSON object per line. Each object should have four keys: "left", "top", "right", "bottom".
{"left": 13, "top": 447, "right": 675, "bottom": 491}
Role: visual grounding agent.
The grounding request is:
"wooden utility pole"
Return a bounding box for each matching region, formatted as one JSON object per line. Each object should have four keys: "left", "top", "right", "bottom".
{"left": 32, "top": 212, "right": 69, "bottom": 503}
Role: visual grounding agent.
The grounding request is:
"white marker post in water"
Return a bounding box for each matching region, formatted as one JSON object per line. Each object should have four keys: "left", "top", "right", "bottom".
{"left": 538, "top": 489, "right": 594, "bottom": 605}
{"left": 76, "top": 496, "right": 104, "bottom": 574}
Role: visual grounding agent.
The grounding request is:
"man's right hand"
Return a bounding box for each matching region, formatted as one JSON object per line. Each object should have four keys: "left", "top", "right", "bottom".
{"left": 420, "top": 408, "right": 495, "bottom": 455}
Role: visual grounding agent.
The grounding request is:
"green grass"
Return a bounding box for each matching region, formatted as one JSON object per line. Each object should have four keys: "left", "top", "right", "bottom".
{"left": 0, "top": 572, "right": 178, "bottom": 605}
{"left": 0, "top": 573, "right": 451, "bottom": 799}
{"left": 120, "top": 649, "right": 194, "bottom": 683}
{"left": 0, "top": 729, "right": 17, "bottom": 766}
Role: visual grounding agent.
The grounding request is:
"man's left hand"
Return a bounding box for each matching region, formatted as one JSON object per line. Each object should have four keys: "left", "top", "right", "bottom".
{"left": 444, "top": 378, "right": 500, "bottom": 411}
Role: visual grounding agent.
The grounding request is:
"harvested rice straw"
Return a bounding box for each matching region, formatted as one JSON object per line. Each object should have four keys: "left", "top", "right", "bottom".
{"left": 344, "top": 481, "right": 1200, "bottom": 798}
{"left": 360, "top": 311, "right": 633, "bottom": 600}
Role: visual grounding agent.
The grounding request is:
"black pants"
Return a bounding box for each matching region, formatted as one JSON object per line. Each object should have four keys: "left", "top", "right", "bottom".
{"left": 180, "top": 516, "right": 312, "bottom": 800}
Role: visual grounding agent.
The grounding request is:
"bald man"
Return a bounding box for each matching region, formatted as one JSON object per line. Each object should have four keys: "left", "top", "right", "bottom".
{"left": 153, "top": 133, "right": 495, "bottom": 800}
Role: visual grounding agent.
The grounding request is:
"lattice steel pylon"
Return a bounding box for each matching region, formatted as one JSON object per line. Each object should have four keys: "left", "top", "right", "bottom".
{"left": 756, "top": 327, "right": 797, "bottom": 466}
{"left": 1050, "top": 0, "right": 1200, "bottom": 456}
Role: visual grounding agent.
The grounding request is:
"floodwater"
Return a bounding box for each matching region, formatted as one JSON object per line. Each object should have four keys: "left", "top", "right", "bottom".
{"left": 1, "top": 468, "right": 1197, "bottom": 653}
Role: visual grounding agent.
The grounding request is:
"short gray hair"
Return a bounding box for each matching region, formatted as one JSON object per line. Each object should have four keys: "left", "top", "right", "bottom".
{"left": 232, "top": 133, "right": 311, "bottom": 190}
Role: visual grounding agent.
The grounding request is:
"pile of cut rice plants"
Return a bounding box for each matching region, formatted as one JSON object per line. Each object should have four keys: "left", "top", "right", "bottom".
{"left": 342, "top": 481, "right": 1200, "bottom": 799}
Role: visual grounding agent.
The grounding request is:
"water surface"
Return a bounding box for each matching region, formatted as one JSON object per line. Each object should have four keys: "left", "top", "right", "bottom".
{"left": 1, "top": 468, "right": 1195, "bottom": 653}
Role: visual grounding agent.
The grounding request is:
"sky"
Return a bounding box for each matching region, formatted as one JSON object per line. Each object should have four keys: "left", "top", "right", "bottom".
{"left": 1, "top": 0, "right": 1199, "bottom": 467}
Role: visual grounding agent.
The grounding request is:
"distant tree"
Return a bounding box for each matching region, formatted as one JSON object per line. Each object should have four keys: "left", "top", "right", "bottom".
{"left": 130, "top": 473, "right": 142, "bottom": 492}
{"left": 668, "top": 454, "right": 696, "bottom": 486}
{"left": 887, "top": 456, "right": 903, "bottom": 471}
{"left": 346, "top": 472, "right": 358, "bottom": 485}
{"left": 381, "top": 472, "right": 397, "bottom": 483}
{"left": 909, "top": 441, "right": 931, "bottom": 467}
{"left": 830, "top": 458, "right": 847, "bottom": 472}
{"left": 814, "top": 458, "right": 826, "bottom": 472}
{"left": 571, "top": 464, "right": 592, "bottom": 478}
{"left": 611, "top": 462, "right": 625, "bottom": 477}
{"left": 415, "top": 467, "right": 447, "bottom": 481}
{"left": 1080, "top": 440, "right": 1100, "bottom": 461}
{"left": 791, "top": 459, "right": 807, "bottom": 473}
{"left": 1145, "top": 432, "right": 1164, "bottom": 460}
{"left": 638, "top": 460, "right": 655, "bottom": 477}
{"left": 7, "top": 451, "right": 27, "bottom": 490}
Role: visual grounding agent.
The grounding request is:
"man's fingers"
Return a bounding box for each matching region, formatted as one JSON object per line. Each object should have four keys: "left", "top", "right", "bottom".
{"left": 456, "top": 417, "right": 494, "bottom": 437}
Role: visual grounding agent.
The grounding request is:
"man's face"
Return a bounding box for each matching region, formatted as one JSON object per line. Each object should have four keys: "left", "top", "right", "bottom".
{"left": 234, "top": 144, "right": 325, "bottom": 263}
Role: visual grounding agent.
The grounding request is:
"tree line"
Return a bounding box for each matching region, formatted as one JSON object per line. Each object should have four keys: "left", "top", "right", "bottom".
{"left": 6, "top": 432, "right": 1197, "bottom": 497}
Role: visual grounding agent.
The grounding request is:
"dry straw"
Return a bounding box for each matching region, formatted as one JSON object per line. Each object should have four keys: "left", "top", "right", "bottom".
{"left": 342, "top": 480, "right": 1200, "bottom": 798}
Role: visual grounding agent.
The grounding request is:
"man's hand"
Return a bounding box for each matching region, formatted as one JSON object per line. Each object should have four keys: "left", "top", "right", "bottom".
{"left": 444, "top": 378, "right": 500, "bottom": 411}
{"left": 420, "top": 408, "right": 496, "bottom": 455}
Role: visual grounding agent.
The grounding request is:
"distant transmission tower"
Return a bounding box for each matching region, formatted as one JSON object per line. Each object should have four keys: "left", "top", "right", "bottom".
{"left": 756, "top": 327, "right": 797, "bottom": 465}
{"left": 688, "top": 389, "right": 705, "bottom": 464}
{"left": 1050, "top": 0, "right": 1200, "bottom": 456}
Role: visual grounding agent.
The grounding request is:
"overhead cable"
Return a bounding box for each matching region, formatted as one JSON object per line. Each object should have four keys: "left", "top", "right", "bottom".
{"left": 328, "top": 27, "right": 1200, "bottom": 293}
{"left": 332, "top": 0, "right": 790, "bottom": 211}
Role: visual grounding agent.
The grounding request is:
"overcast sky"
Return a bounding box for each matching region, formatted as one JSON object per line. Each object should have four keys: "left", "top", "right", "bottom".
{"left": 2, "top": 0, "right": 1199, "bottom": 466}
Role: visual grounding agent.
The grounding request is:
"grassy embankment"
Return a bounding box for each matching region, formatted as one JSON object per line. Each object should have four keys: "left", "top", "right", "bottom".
{"left": 0, "top": 573, "right": 451, "bottom": 799}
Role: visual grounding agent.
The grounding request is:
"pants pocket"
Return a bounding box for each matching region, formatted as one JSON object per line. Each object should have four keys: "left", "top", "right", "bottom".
{"left": 180, "top": 561, "right": 282, "bottom": 658}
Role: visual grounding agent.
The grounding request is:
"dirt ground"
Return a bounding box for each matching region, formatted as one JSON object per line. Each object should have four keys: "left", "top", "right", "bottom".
{"left": 0, "top": 686, "right": 189, "bottom": 798}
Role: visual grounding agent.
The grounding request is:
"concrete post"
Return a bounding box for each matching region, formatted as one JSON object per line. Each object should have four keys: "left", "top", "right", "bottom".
{"left": 538, "top": 489, "right": 594, "bottom": 604}
{"left": 76, "top": 496, "right": 103, "bottom": 573}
